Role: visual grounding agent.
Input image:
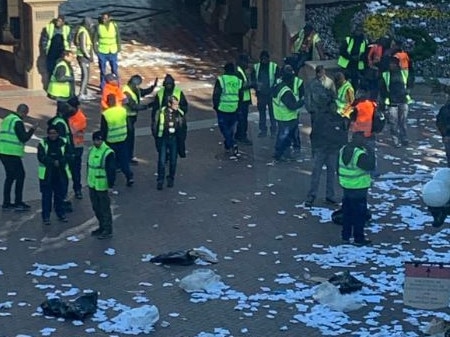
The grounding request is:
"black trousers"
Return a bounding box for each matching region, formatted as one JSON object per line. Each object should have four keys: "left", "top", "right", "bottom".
{"left": 127, "top": 115, "right": 137, "bottom": 161}
{"left": 89, "top": 188, "right": 112, "bottom": 233}
{"left": 0, "top": 154, "right": 25, "bottom": 205}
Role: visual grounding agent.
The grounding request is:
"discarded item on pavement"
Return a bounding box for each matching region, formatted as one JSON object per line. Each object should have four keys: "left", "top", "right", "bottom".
{"left": 423, "top": 317, "right": 450, "bottom": 336}
{"left": 98, "top": 304, "right": 159, "bottom": 334}
{"left": 313, "top": 281, "right": 365, "bottom": 312}
{"left": 328, "top": 270, "right": 364, "bottom": 294}
{"left": 179, "top": 269, "right": 222, "bottom": 293}
{"left": 150, "top": 246, "right": 218, "bottom": 266}
{"left": 40, "top": 291, "right": 98, "bottom": 320}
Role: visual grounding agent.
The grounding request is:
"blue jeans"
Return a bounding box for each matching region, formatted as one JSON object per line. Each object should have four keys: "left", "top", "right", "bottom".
{"left": 388, "top": 104, "right": 409, "bottom": 144}
{"left": 307, "top": 149, "right": 338, "bottom": 199}
{"left": 40, "top": 176, "right": 67, "bottom": 220}
{"left": 156, "top": 136, "right": 178, "bottom": 183}
{"left": 98, "top": 52, "right": 118, "bottom": 90}
{"left": 274, "top": 119, "right": 298, "bottom": 159}
{"left": 341, "top": 190, "right": 368, "bottom": 242}
{"left": 217, "top": 111, "right": 238, "bottom": 150}
{"left": 108, "top": 141, "right": 133, "bottom": 181}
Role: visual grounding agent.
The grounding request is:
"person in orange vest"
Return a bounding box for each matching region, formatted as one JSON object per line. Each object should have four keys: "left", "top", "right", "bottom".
{"left": 365, "top": 37, "right": 386, "bottom": 99}
{"left": 67, "top": 97, "right": 87, "bottom": 199}
{"left": 350, "top": 88, "right": 378, "bottom": 176}
{"left": 101, "top": 73, "right": 127, "bottom": 110}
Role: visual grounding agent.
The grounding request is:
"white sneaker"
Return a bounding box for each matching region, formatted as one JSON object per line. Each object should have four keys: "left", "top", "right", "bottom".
{"left": 79, "top": 94, "right": 96, "bottom": 101}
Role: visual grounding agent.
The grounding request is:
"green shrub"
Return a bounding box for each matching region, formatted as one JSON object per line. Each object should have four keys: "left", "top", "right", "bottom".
{"left": 396, "top": 27, "right": 437, "bottom": 61}
{"left": 332, "top": 4, "right": 363, "bottom": 42}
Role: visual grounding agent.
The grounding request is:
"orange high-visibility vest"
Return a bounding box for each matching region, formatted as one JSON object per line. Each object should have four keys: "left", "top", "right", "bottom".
{"left": 394, "top": 51, "right": 410, "bottom": 70}
{"left": 350, "top": 100, "right": 377, "bottom": 137}
{"left": 69, "top": 108, "right": 87, "bottom": 147}
{"left": 101, "top": 83, "right": 126, "bottom": 110}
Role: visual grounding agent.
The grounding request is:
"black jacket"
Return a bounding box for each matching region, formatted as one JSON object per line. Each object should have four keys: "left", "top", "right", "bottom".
{"left": 437, "top": 103, "right": 450, "bottom": 137}
{"left": 12, "top": 113, "right": 35, "bottom": 143}
{"left": 37, "top": 137, "right": 70, "bottom": 182}
{"left": 310, "top": 104, "right": 347, "bottom": 151}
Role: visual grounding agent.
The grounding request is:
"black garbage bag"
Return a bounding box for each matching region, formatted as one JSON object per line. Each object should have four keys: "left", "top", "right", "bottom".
{"left": 328, "top": 271, "right": 364, "bottom": 294}
{"left": 331, "top": 208, "right": 372, "bottom": 226}
{"left": 150, "top": 250, "right": 197, "bottom": 266}
{"left": 40, "top": 291, "right": 98, "bottom": 320}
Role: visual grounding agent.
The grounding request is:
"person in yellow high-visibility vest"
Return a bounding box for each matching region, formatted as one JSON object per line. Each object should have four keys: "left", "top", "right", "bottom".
{"left": 47, "top": 50, "right": 75, "bottom": 102}
{"left": 235, "top": 54, "right": 253, "bottom": 145}
{"left": 40, "top": 15, "right": 72, "bottom": 79}
{"left": 37, "top": 125, "right": 72, "bottom": 225}
{"left": 289, "top": 24, "right": 325, "bottom": 72}
{"left": 94, "top": 12, "right": 121, "bottom": 91}
{"left": 100, "top": 94, "right": 134, "bottom": 187}
{"left": 380, "top": 56, "right": 413, "bottom": 148}
{"left": 75, "top": 17, "right": 95, "bottom": 101}
{"left": 0, "top": 104, "right": 37, "bottom": 211}
{"left": 212, "top": 63, "right": 243, "bottom": 156}
{"left": 337, "top": 26, "right": 368, "bottom": 91}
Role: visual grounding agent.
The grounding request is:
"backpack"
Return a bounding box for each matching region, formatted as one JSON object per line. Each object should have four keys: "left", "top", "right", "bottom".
{"left": 371, "top": 107, "right": 386, "bottom": 133}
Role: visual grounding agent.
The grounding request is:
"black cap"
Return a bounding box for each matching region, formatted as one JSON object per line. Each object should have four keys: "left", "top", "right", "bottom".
{"left": 259, "top": 50, "right": 270, "bottom": 59}
{"left": 92, "top": 131, "right": 103, "bottom": 141}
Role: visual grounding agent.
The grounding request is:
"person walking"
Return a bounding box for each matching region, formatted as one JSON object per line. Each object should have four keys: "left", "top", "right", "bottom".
{"left": 272, "top": 65, "right": 304, "bottom": 162}
{"left": 67, "top": 97, "right": 87, "bottom": 199}
{"left": 37, "top": 125, "right": 71, "bottom": 225}
{"left": 94, "top": 12, "right": 120, "bottom": 91}
{"left": 41, "top": 15, "right": 71, "bottom": 79}
{"left": 212, "top": 62, "right": 243, "bottom": 156}
{"left": 338, "top": 132, "right": 375, "bottom": 246}
{"left": 153, "top": 96, "right": 186, "bottom": 190}
{"left": 380, "top": 56, "right": 413, "bottom": 148}
{"left": 100, "top": 94, "right": 134, "bottom": 187}
{"left": 75, "top": 17, "right": 95, "bottom": 101}
{"left": 235, "top": 54, "right": 252, "bottom": 145}
{"left": 436, "top": 97, "right": 450, "bottom": 167}
{"left": 123, "top": 74, "right": 158, "bottom": 164}
{"left": 47, "top": 50, "right": 76, "bottom": 102}
{"left": 251, "top": 51, "right": 279, "bottom": 138}
{"left": 338, "top": 26, "right": 369, "bottom": 91}
{"left": 0, "top": 104, "right": 37, "bottom": 211}
{"left": 87, "top": 131, "right": 116, "bottom": 239}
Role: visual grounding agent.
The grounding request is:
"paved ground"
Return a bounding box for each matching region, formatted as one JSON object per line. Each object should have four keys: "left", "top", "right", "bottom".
{"left": 0, "top": 1, "right": 450, "bottom": 337}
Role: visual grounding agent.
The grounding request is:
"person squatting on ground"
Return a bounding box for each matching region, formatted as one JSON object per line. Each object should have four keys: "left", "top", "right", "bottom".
{"left": 123, "top": 74, "right": 158, "bottom": 165}
{"left": 272, "top": 65, "right": 304, "bottom": 162}
{"left": 47, "top": 50, "right": 76, "bottom": 102}
{"left": 235, "top": 54, "right": 253, "bottom": 145}
{"left": 88, "top": 131, "right": 116, "bottom": 239}
{"left": 305, "top": 89, "right": 345, "bottom": 208}
{"left": 436, "top": 97, "right": 450, "bottom": 168}
{"left": 338, "top": 26, "right": 369, "bottom": 92}
{"left": 0, "top": 104, "right": 37, "bottom": 211}
{"left": 100, "top": 94, "right": 134, "bottom": 187}
{"left": 338, "top": 132, "right": 375, "bottom": 246}
{"left": 213, "top": 62, "right": 243, "bottom": 156}
{"left": 251, "top": 51, "right": 279, "bottom": 138}
{"left": 37, "top": 125, "right": 71, "bottom": 225}
{"left": 94, "top": 12, "right": 121, "bottom": 91}
{"left": 380, "top": 56, "right": 413, "bottom": 148}
{"left": 75, "top": 16, "right": 96, "bottom": 101}
{"left": 67, "top": 97, "right": 87, "bottom": 199}
{"left": 41, "top": 15, "right": 72, "bottom": 81}
{"left": 153, "top": 96, "right": 186, "bottom": 190}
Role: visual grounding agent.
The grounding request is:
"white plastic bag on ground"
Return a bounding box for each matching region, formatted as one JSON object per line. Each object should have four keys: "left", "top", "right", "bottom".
{"left": 98, "top": 304, "right": 159, "bottom": 334}
{"left": 179, "top": 269, "right": 221, "bottom": 293}
{"left": 313, "top": 281, "right": 365, "bottom": 312}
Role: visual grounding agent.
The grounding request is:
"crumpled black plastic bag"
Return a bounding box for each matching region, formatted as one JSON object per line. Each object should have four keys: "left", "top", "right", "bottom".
{"left": 328, "top": 271, "right": 364, "bottom": 294}
{"left": 150, "top": 250, "right": 197, "bottom": 266}
{"left": 40, "top": 291, "right": 98, "bottom": 320}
